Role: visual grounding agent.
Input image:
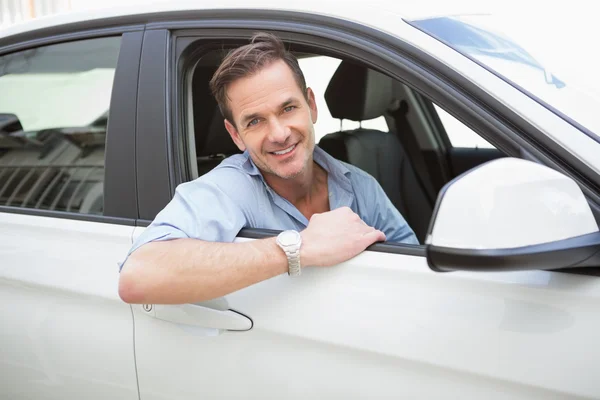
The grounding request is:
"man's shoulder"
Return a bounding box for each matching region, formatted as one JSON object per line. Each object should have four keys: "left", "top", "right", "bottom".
{"left": 217, "top": 153, "right": 252, "bottom": 171}
{"left": 176, "top": 154, "right": 259, "bottom": 196}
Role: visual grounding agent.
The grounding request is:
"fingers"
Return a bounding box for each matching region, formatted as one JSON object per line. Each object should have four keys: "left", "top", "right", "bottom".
{"left": 361, "top": 228, "right": 386, "bottom": 246}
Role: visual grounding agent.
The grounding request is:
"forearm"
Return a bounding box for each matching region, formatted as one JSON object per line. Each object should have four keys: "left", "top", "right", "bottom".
{"left": 119, "top": 237, "right": 288, "bottom": 304}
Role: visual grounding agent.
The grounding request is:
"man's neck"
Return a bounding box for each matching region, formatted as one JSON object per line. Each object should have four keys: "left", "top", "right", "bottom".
{"left": 264, "top": 160, "right": 329, "bottom": 218}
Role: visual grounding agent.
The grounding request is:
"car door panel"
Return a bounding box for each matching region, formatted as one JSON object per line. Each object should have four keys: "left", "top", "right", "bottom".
{"left": 132, "top": 231, "right": 600, "bottom": 399}
{"left": 0, "top": 212, "right": 138, "bottom": 400}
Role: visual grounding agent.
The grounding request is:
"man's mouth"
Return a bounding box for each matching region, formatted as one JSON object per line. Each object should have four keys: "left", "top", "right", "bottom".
{"left": 270, "top": 144, "right": 296, "bottom": 156}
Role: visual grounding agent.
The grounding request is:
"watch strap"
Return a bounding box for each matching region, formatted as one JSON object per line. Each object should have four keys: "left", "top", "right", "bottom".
{"left": 285, "top": 246, "right": 301, "bottom": 276}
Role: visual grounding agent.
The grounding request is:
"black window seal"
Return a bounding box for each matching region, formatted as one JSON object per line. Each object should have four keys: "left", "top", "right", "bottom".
{"left": 0, "top": 205, "right": 136, "bottom": 226}
{"left": 0, "top": 23, "right": 144, "bottom": 55}
{"left": 136, "top": 219, "right": 425, "bottom": 257}
{"left": 104, "top": 30, "right": 144, "bottom": 219}
{"left": 135, "top": 29, "right": 172, "bottom": 221}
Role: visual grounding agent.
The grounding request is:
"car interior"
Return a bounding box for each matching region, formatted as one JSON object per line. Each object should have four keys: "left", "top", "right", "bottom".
{"left": 186, "top": 48, "right": 506, "bottom": 243}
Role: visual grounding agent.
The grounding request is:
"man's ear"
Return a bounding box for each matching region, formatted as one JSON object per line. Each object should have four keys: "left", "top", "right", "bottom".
{"left": 306, "top": 87, "right": 318, "bottom": 124}
{"left": 224, "top": 119, "right": 246, "bottom": 152}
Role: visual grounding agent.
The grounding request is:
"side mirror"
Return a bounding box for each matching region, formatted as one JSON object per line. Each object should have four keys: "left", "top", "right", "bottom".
{"left": 426, "top": 158, "right": 600, "bottom": 272}
{"left": 0, "top": 113, "right": 22, "bottom": 134}
{"left": 0, "top": 113, "right": 26, "bottom": 150}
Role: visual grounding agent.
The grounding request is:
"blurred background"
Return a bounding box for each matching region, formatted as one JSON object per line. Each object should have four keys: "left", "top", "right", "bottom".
{"left": 1, "top": 0, "right": 149, "bottom": 27}
{"left": 1, "top": 0, "right": 68, "bottom": 27}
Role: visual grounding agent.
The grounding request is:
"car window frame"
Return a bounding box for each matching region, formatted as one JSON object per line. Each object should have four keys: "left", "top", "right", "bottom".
{"left": 0, "top": 24, "right": 143, "bottom": 225}
{"left": 132, "top": 10, "right": 600, "bottom": 258}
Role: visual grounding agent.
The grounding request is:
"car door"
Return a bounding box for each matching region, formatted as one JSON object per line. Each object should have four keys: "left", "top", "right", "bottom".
{"left": 0, "top": 26, "right": 143, "bottom": 399}
{"left": 130, "top": 11, "right": 600, "bottom": 400}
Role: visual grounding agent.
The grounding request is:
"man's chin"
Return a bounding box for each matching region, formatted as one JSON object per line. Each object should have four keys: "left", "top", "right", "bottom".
{"left": 273, "top": 168, "right": 304, "bottom": 180}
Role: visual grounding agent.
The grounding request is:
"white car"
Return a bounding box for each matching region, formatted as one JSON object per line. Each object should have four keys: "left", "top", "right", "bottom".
{"left": 1, "top": 2, "right": 600, "bottom": 399}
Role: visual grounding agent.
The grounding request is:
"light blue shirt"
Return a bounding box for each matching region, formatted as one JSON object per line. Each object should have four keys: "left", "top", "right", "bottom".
{"left": 127, "top": 146, "right": 418, "bottom": 258}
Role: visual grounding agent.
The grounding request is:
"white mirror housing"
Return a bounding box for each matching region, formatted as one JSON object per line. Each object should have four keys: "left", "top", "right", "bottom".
{"left": 427, "top": 158, "right": 598, "bottom": 250}
{"left": 426, "top": 158, "right": 600, "bottom": 273}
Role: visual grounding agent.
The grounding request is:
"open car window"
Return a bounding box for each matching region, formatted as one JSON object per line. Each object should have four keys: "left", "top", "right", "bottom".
{"left": 182, "top": 43, "right": 510, "bottom": 244}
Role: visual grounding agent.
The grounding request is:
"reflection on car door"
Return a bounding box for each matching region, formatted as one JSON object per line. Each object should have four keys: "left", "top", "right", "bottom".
{"left": 0, "top": 213, "right": 138, "bottom": 400}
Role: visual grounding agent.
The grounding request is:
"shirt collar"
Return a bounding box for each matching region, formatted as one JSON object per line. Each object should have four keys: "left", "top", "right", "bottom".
{"left": 312, "top": 145, "right": 353, "bottom": 194}
{"left": 241, "top": 150, "right": 262, "bottom": 177}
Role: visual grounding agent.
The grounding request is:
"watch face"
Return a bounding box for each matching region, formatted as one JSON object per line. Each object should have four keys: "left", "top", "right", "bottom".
{"left": 278, "top": 230, "right": 300, "bottom": 246}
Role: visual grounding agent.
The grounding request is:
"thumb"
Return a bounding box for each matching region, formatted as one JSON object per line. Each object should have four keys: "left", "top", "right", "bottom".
{"left": 362, "top": 229, "right": 386, "bottom": 247}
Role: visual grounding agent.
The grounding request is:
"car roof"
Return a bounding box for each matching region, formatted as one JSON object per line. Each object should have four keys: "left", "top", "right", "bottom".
{"left": 0, "top": 0, "right": 493, "bottom": 41}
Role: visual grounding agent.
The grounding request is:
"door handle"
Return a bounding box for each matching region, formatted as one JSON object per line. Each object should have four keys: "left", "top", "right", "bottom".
{"left": 144, "top": 303, "right": 252, "bottom": 331}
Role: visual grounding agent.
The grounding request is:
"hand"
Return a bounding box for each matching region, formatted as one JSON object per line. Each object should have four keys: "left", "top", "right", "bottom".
{"left": 300, "top": 207, "right": 386, "bottom": 267}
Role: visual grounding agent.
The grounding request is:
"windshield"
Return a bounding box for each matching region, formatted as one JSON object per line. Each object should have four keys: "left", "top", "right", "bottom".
{"left": 409, "top": 14, "right": 600, "bottom": 141}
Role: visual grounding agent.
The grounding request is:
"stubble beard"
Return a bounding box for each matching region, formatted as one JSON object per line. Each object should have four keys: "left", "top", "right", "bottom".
{"left": 258, "top": 141, "right": 311, "bottom": 181}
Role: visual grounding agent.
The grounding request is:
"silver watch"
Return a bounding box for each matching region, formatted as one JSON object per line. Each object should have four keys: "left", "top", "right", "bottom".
{"left": 276, "top": 230, "right": 302, "bottom": 276}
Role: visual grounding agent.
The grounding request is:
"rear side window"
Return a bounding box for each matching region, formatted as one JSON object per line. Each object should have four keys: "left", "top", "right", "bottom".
{"left": 433, "top": 104, "right": 494, "bottom": 148}
{"left": 0, "top": 36, "right": 121, "bottom": 215}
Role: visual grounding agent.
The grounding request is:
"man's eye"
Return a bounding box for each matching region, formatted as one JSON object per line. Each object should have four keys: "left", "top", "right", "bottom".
{"left": 247, "top": 118, "right": 259, "bottom": 127}
{"left": 284, "top": 106, "right": 295, "bottom": 113}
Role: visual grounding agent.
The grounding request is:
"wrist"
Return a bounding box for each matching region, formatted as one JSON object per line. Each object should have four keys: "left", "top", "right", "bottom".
{"left": 299, "top": 231, "right": 313, "bottom": 268}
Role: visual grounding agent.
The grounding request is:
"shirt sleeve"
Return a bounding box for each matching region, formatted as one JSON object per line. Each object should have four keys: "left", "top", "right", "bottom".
{"left": 122, "top": 173, "right": 248, "bottom": 266}
{"left": 365, "top": 175, "right": 420, "bottom": 245}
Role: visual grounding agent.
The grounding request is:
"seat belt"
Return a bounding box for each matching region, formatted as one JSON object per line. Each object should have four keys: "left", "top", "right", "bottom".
{"left": 388, "top": 100, "right": 437, "bottom": 206}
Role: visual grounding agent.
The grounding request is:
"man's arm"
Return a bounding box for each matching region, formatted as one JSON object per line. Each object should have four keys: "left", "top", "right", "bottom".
{"left": 119, "top": 237, "right": 287, "bottom": 304}
{"left": 118, "top": 207, "right": 385, "bottom": 304}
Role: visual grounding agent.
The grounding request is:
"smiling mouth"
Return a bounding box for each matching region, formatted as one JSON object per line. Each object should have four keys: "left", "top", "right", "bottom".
{"left": 270, "top": 144, "right": 296, "bottom": 156}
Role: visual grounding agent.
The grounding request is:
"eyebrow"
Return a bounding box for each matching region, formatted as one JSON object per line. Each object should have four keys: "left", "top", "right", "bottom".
{"left": 240, "top": 97, "right": 298, "bottom": 126}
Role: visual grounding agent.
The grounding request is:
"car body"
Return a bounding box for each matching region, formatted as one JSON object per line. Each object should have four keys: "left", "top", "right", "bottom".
{"left": 1, "top": 1, "right": 600, "bottom": 399}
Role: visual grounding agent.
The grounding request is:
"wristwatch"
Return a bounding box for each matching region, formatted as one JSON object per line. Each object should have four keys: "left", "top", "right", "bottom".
{"left": 276, "top": 230, "right": 302, "bottom": 276}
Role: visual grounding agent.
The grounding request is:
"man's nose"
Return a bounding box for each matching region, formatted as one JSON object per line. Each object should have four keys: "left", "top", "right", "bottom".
{"left": 268, "top": 117, "right": 290, "bottom": 143}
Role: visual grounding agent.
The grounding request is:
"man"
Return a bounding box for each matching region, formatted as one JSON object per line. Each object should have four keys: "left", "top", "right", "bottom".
{"left": 119, "top": 32, "right": 417, "bottom": 305}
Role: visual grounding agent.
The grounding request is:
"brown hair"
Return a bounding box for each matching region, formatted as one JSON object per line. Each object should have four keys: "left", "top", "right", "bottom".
{"left": 209, "top": 32, "right": 307, "bottom": 127}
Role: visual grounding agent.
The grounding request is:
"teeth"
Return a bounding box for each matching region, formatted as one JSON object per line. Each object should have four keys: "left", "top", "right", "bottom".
{"left": 273, "top": 145, "right": 295, "bottom": 155}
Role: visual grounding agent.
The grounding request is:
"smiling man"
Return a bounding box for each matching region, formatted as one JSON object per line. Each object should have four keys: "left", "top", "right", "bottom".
{"left": 118, "top": 33, "right": 417, "bottom": 305}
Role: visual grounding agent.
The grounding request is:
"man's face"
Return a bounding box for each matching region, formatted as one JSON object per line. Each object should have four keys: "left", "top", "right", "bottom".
{"left": 223, "top": 59, "right": 318, "bottom": 180}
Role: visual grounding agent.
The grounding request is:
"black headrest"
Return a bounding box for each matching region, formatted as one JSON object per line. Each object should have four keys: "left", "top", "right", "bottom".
{"left": 324, "top": 61, "right": 395, "bottom": 121}
{"left": 190, "top": 64, "right": 240, "bottom": 157}
{"left": 198, "top": 108, "right": 241, "bottom": 157}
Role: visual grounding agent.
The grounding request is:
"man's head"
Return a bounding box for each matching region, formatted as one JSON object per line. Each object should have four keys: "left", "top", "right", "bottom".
{"left": 209, "top": 32, "right": 318, "bottom": 180}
